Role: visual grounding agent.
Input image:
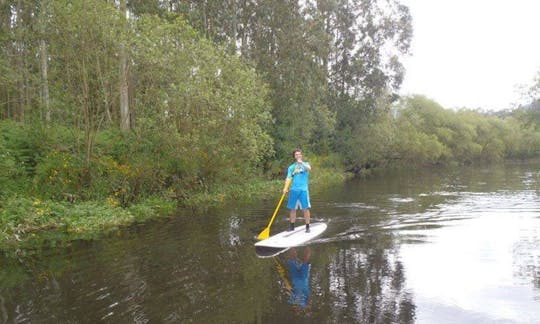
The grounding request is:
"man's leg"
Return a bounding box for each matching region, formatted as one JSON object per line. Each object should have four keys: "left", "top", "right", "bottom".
{"left": 303, "top": 209, "right": 310, "bottom": 232}
{"left": 289, "top": 209, "right": 296, "bottom": 231}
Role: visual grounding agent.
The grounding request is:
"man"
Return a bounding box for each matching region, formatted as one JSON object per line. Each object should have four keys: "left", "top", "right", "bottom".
{"left": 283, "top": 148, "right": 312, "bottom": 232}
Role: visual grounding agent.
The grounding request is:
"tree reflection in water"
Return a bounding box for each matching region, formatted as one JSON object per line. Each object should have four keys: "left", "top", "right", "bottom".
{"left": 321, "top": 241, "right": 416, "bottom": 323}
{"left": 269, "top": 237, "right": 416, "bottom": 323}
{"left": 513, "top": 226, "right": 540, "bottom": 290}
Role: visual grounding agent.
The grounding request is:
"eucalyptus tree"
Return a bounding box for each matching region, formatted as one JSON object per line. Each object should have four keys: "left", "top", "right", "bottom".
{"left": 524, "top": 70, "right": 540, "bottom": 109}
{"left": 37, "top": 0, "right": 51, "bottom": 123}
{"left": 513, "top": 71, "right": 540, "bottom": 133}
{"left": 242, "top": 0, "right": 335, "bottom": 156}
{"left": 321, "top": 0, "right": 412, "bottom": 171}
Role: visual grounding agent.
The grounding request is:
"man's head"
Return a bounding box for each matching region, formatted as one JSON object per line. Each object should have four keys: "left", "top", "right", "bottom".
{"left": 292, "top": 149, "right": 302, "bottom": 159}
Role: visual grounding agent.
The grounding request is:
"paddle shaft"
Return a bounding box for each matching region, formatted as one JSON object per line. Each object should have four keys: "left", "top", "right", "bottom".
{"left": 265, "top": 190, "right": 286, "bottom": 229}
{"left": 257, "top": 181, "right": 291, "bottom": 240}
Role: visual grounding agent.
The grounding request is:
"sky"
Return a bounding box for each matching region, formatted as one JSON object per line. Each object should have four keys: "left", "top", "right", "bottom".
{"left": 398, "top": 0, "right": 540, "bottom": 111}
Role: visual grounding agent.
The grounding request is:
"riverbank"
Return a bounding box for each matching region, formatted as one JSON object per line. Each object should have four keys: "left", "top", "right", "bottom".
{"left": 0, "top": 165, "right": 349, "bottom": 257}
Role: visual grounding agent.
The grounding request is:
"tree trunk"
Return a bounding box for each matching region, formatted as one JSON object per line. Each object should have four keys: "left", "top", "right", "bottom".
{"left": 119, "top": 0, "right": 130, "bottom": 132}
{"left": 40, "top": 39, "right": 51, "bottom": 122}
{"left": 119, "top": 52, "right": 129, "bottom": 131}
{"left": 39, "top": 0, "right": 51, "bottom": 122}
{"left": 16, "top": 0, "right": 25, "bottom": 122}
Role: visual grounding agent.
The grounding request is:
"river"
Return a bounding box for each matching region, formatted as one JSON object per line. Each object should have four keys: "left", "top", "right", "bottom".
{"left": 1, "top": 162, "right": 539, "bottom": 323}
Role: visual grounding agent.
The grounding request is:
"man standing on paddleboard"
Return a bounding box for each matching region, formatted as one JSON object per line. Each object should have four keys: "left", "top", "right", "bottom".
{"left": 283, "top": 149, "right": 312, "bottom": 233}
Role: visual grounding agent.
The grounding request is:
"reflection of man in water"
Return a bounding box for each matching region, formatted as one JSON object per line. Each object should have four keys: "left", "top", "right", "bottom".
{"left": 287, "top": 247, "right": 311, "bottom": 309}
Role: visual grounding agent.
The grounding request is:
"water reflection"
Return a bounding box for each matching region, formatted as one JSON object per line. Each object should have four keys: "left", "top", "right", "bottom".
{"left": 321, "top": 242, "right": 416, "bottom": 323}
{"left": 512, "top": 220, "right": 540, "bottom": 290}
{"left": 1, "top": 162, "right": 540, "bottom": 322}
{"left": 0, "top": 294, "right": 6, "bottom": 323}
{"left": 276, "top": 247, "right": 312, "bottom": 312}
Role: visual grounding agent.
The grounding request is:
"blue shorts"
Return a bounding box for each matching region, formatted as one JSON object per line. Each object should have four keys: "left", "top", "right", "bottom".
{"left": 287, "top": 189, "right": 311, "bottom": 210}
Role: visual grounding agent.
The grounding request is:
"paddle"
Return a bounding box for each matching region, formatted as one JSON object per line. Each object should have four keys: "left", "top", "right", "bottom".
{"left": 257, "top": 182, "right": 289, "bottom": 240}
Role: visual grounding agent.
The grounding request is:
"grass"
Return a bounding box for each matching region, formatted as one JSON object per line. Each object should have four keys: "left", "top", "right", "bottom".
{"left": 0, "top": 195, "right": 176, "bottom": 256}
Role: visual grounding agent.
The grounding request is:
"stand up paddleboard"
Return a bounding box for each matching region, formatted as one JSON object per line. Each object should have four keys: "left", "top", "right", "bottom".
{"left": 255, "top": 222, "right": 327, "bottom": 257}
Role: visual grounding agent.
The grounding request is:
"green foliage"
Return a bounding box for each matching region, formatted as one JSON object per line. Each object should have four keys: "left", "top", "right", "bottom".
{"left": 47, "top": 0, "right": 123, "bottom": 115}
{"left": 0, "top": 120, "right": 47, "bottom": 196}
{"left": 335, "top": 93, "right": 540, "bottom": 172}
{"left": 0, "top": 128, "right": 25, "bottom": 196}
{"left": 393, "top": 117, "right": 449, "bottom": 164}
{"left": 391, "top": 95, "right": 540, "bottom": 166}
{"left": 308, "top": 154, "right": 350, "bottom": 189}
{"left": 33, "top": 149, "right": 82, "bottom": 199}
{"left": 0, "top": 196, "right": 175, "bottom": 252}
{"left": 504, "top": 118, "right": 540, "bottom": 158}
{"left": 131, "top": 14, "right": 274, "bottom": 188}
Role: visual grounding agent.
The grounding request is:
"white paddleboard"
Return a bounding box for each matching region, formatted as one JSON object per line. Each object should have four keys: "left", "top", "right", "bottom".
{"left": 255, "top": 222, "right": 327, "bottom": 249}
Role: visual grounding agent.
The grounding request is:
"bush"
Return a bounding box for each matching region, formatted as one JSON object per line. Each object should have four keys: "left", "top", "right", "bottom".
{"left": 0, "top": 195, "right": 176, "bottom": 251}
{"left": 33, "top": 150, "right": 82, "bottom": 200}
{"left": 0, "top": 121, "right": 40, "bottom": 196}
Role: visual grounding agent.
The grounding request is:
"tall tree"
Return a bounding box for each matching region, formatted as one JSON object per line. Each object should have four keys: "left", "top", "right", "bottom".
{"left": 2, "top": 0, "right": 35, "bottom": 121}
{"left": 237, "top": 0, "right": 335, "bottom": 156}
{"left": 48, "top": 0, "right": 124, "bottom": 173}
{"left": 323, "top": 0, "right": 412, "bottom": 169}
{"left": 0, "top": 0, "right": 15, "bottom": 119}
{"left": 324, "top": 0, "right": 412, "bottom": 112}
{"left": 0, "top": 0, "right": 55, "bottom": 123}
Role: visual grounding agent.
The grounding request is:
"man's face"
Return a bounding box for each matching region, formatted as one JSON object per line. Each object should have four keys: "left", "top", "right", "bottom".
{"left": 294, "top": 151, "right": 302, "bottom": 160}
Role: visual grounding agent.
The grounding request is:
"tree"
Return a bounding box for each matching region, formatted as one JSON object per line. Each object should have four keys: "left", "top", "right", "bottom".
{"left": 37, "top": 0, "right": 51, "bottom": 122}
{"left": 0, "top": 0, "right": 42, "bottom": 122}
{"left": 48, "top": 0, "right": 125, "bottom": 175}
{"left": 320, "top": 0, "right": 412, "bottom": 168}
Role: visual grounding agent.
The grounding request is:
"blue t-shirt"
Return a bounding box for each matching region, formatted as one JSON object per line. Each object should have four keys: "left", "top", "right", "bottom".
{"left": 286, "top": 162, "right": 310, "bottom": 191}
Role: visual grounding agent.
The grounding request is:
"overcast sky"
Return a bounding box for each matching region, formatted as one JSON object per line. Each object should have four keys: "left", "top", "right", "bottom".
{"left": 398, "top": 0, "right": 540, "bottom": 111}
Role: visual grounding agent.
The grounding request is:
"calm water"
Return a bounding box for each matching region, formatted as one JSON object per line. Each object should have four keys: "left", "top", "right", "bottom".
{"left": 1, "top": 162, "right": 540, "bottom": 323}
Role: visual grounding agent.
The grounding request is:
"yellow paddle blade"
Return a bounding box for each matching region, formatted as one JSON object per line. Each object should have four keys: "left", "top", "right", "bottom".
{"left": 257, "top": 227, "right": 270, "bottom": 240}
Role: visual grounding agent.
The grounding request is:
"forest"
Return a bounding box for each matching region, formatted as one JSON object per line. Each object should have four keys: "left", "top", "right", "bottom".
{"left": 2, "top": 0, "right": 540, "bottom": 251}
